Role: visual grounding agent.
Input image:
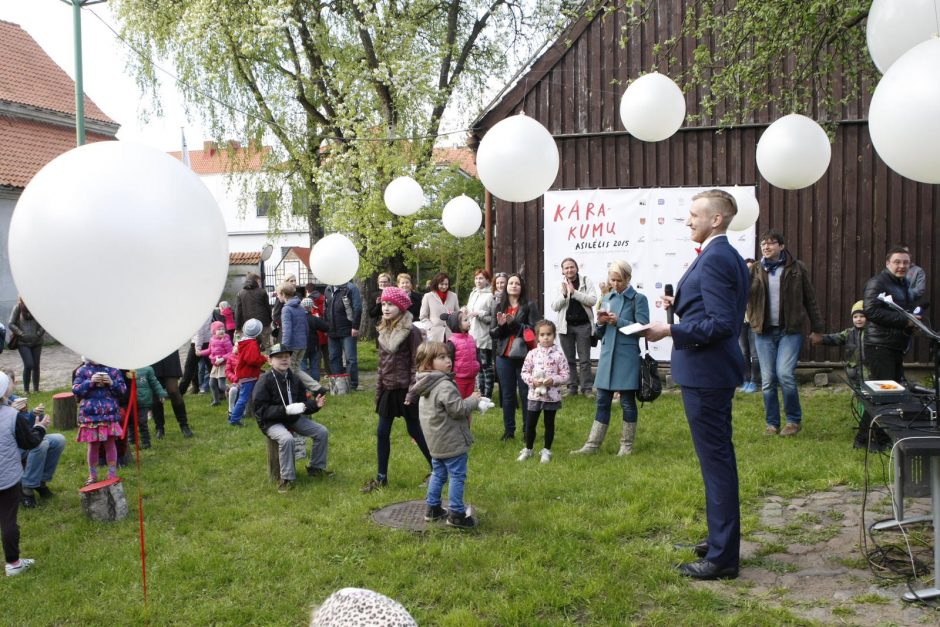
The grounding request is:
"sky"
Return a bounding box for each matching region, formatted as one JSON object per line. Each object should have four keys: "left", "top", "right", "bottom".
{"left": 1, "top": 0, "right": 208, "bottom": 152}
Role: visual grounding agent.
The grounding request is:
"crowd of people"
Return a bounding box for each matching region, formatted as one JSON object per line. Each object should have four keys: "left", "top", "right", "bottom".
{"left": 1, "top": 194, "right": 931, "bottom": 580}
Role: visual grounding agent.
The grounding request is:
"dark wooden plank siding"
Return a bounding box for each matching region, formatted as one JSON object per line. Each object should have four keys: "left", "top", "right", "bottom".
{"left": 485, "top": 1, "right": 939, "bottom": 364}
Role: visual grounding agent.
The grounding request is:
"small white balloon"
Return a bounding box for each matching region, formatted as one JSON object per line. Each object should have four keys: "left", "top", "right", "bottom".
{"left": 869, "top": 38, "right": 940, "bottom": 184}
{"left": 727, "top": 187, "right": 760, "bottom": 231}
{"left": 441, "top": 195, "right": 482, "bottom": 238}
{"left": 476, "top": 114, "right": 559, "bottom": 203}
{"left": 309, "top": 234, "right": 360, "bottom": 285}
{"left": 9, "top": 141, "right": 228, "bottom": 370}
{"left": 756, "top": 114, "right": 831, "bottom": 190}
{"left": 866, "top": 0, "right": 940, "bottom": 73}
{"left": 383, "top": 176, "right": 424, "bottom": 216}
{"left": 619, "top": 72, "right": 686, "bottom": 142}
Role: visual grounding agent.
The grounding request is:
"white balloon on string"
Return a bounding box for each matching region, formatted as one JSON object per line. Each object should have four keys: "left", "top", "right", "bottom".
{"left": 9, "top": 141, "right": 229, "bottom": 369}
{"left": 866, "top": 0, "right": 940, "bottom": 73}
{"left": 383, "top": 176, "right": 424, "bottom": 216}
{"left": 869, "top": 38, "right": 940, "bottom": 184}
{"left": 309, "top": 234, "right": 360, "bottom": 285}
{"left": 441, "top": 195, "right": 482, "bottom": 238}
{"left": 727, "top": 187, "right": 760, "bottom": 231}
{"left": 756, "top": 114, "right": 831, "bottom": 190}
{"left": 619, "top": 72, "right": 686, "bottom": 142}
{"left": 476, "top": 113, "right": 559, "bottom": 203}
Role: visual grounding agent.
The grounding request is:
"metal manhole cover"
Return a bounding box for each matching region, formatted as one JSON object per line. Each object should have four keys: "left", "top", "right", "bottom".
{"left": 371, "top": 499, "right": 443, "bottom": 531}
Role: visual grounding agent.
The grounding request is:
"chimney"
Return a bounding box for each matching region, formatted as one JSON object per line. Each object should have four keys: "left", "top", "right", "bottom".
{"left": 203, "top": 140, "right": 218, "bottom": 155}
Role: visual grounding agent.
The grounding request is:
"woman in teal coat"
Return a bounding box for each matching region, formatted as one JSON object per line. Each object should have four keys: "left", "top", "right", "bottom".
{"left": 572, "top": 260, "right": 649, "bottom": 456}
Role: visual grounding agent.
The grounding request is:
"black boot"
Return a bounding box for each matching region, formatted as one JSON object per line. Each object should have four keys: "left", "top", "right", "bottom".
{"left": 152, "top": 401, "right": 166, "bottom": 440}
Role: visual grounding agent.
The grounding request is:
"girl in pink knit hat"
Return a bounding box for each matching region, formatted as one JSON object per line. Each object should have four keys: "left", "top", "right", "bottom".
{"left": 360, "top": 287, "right": 434, "bottom": 493}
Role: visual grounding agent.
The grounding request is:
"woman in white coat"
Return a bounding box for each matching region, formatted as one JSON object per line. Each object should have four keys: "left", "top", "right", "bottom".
{"left": 420, "top": 272, "right": 459, "bottom": 342}
{"left": 550, "top": 258, "right": 597, "bottom": 396}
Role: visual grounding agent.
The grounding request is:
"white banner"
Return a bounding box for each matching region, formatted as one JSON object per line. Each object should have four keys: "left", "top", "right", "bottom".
{"left": 542, "top": 187, "right": 756, "bottom": 361}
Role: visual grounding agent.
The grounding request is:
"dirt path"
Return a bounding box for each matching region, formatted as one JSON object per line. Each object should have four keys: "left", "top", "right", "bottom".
{"left": 710, "top": 486, "right": 940, "bottom": 625}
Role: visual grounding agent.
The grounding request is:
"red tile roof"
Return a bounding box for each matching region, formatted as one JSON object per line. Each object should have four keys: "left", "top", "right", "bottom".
{"left": 286, "top": 247, "right": 311, "bottom": 267}
{"left": 168, "top": 141, "right": 270, "bottom": 175}
{"left": 230, "top": 252, "right": 262, "bottom": 265}
{"left": 0, "top": 115, "right": 114, "bottom": 189}
{"left": 433, "top": 146, "right": 477, "bottom": 178}
{"left": 0, "top": 20, "right": 115, "bottom": 124}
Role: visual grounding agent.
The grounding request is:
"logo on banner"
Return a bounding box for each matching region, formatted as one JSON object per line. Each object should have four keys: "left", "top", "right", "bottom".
{"left": 673, "top": 217, "right": 685, "bottom": 223}
{"left": 655, "top": 282, "right": 662, "bottom": 289}
{"left": 639, "top": 217, "right": 646, "bottom": 225}
{"left": 655, "top": 299, "right": 663, "bottom": 309}
{"left": 657, "top": 198, "right": 665, "bottom": 205}
{"left": 657, "top": 217, "right": 665, "bottom": 225}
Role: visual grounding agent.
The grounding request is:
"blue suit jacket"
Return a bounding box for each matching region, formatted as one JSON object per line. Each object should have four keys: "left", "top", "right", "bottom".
{"left": 670, "top": 235, "right": 749, "bottom": 389}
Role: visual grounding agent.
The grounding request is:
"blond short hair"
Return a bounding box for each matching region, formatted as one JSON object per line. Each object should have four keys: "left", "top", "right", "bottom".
{"left": 277, "top": 282, "right": 297, "bottom": 298}
{"left": 607, "top": 260, "right": 632, "bottom": 281}
{"left": 415, "top": 341, "right": 449, "bottom": 371}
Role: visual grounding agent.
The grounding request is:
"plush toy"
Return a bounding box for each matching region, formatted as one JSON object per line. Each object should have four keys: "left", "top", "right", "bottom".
{"left": 534, "top": 368, "right": 548, "bottom": 396}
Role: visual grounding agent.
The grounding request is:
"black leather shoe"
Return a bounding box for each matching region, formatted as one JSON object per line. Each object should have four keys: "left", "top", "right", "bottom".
{"left": 677, "top": 559, "right": 738, "bottom": 580}
{"left": 36, "top": 483, "right": 54, "bottom": 498}
{"left": 500, "top": 432, "right": 515, "bottom": 441}
{"left": 674, "top": 541, "right": 709, "bottom": 558}
{"left": 21, "top": 488, "right": 37, "bottom": 509}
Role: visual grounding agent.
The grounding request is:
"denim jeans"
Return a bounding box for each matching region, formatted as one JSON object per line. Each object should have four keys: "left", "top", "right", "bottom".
{"left": 427, "top": 453, "right": 469, "bottom": 515}
{"left": 230, "top": 380, "right": 256, "bottom": 424}
{"left": 328, "top": 335, "right": 359, "bottom": 388}
{"left": 20, "top": 433, "right": 66, "bottom": 488}
{"left": 495, "top": 356, "right": 528, "bottom": 436}
{"left": 754, "top": 328, "right": 803, "bottom": 427}
{"left": 594, "top": 389, "right": 638, "bottom": 425}
{"left": 301, "top": 346, "right": 320, "bottom": 381}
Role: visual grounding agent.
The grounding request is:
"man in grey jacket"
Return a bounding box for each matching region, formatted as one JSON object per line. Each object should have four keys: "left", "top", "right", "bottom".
{"left": 551, "top": 258, "right": 597, "bottom": 396}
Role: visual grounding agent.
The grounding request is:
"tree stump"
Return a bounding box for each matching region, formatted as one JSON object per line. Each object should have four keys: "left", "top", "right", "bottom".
{"left": 79, "top": 478, "right": 128, "bottom": 522}
{"left": 52, "top": 392, "right": 77, "bottom": 430}
{"left": 266, "top": 438, "right": 280, "bottom": 482}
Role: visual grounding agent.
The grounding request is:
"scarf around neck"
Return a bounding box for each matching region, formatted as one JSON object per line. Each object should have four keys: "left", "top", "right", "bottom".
{"left": 760, "top": 250, "right": 788, "bottom": 276}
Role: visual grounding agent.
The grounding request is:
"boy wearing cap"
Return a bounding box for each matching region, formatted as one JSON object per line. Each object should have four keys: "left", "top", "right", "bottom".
{"left": 229, "top": 319, "right": 268, "bottom": 428}
{"left": 813, "top": 300, "right": 868, "bottom": 386}
{"left": 278, "top": 283, "right": 323, "bottom": 395}
{"left": 254, "top": 344, "right": 330, "bottom": 493}
{"left": 813, "top": 300, "right": 880, "bottom": 448}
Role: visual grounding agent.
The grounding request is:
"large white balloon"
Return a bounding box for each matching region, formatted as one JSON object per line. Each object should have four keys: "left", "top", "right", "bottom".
{"left": 309, "top": 234, "right": 360, "bottom": 285}
{"left": 755, "top": 114, "right": 831, "bottom": 190}
{"left": 619, "top": 72, "right": 686, "bottom": 142}
{"left": 869, "top": 38, "right": 940, "bottom": 184}
{"left": 441, "top": 195, "right": 482, "bottom": 238}
{"left": 383, "top": 176, "right": 424, "bottom": 216}
{"left": 866, "top": 0, "right": 940, "bottom": 73}
{"left": 476, "top": 114, "right": 559, "bottom": 203}
{"left": 9, "top": 141, "right": 228, "bottom": 370}
{"left": 727, "top": 187, "right": 760, "bottom": 232}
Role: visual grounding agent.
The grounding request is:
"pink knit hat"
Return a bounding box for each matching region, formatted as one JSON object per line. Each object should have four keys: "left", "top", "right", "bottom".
{"left": 380, "top": 286, "right": 411, "bottom": 313}
{"left": 210, "top": 321, "right": 225, "bottom": 334}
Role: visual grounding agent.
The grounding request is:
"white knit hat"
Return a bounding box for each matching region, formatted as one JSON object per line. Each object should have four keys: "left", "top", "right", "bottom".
{"left": 0, "top": 372, "right": 10, "bottom": 399}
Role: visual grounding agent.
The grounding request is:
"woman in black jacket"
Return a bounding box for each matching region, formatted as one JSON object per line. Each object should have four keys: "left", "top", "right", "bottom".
{"left": 490, "top": 274, "right": 539, "bottom": 440}
{"left": 7, "top": 297, "right": 44, "bottom": 394}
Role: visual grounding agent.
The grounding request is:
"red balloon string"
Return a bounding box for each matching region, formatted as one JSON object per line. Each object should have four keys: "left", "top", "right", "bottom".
{"left": 122, "top": 375, "right": 148, "bottom": 605}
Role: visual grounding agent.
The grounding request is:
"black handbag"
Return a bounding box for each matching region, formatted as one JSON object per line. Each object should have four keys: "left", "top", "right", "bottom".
{"left": 506, "top": 326, "right": 531, "bottom": 359}
{"left": 637, "top": 338, "right": 662, "bottom": 403}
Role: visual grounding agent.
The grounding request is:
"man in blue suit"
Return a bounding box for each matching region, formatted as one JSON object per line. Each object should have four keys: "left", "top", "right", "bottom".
{"left": 646, "top": 189, "right": 749, "bottom": 580}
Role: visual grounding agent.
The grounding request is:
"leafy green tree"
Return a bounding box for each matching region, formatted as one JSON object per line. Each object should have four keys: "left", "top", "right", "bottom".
{"left": 583, "top": 0, "right": 873, "bottom": 126}
{"left": 114, "top": 0, "right": 571, "bottom": 277}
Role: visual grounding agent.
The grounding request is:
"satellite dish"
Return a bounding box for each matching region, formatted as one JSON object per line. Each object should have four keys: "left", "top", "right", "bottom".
{"left": 260, "top": 244, "right": 274, "bottom": 261}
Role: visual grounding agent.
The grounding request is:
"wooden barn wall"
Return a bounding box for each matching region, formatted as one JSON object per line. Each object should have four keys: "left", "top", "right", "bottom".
{"left": 488, "top": 2, "right": 938, "bottom": 364}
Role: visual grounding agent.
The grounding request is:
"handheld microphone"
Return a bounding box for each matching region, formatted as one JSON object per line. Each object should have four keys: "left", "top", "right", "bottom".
{"left": 664, "top": 284, "right": 674, "bottom": 325}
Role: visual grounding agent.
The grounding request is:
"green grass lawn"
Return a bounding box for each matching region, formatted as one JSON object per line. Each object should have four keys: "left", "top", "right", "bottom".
{"left": 4, "top": 382, "right": 873, "bottom": 625}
